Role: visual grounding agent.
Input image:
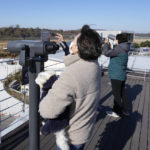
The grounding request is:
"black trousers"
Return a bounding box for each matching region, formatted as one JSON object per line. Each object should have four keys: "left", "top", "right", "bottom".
{"left": 111, "top": 79, "right": 129, "bottom": 114}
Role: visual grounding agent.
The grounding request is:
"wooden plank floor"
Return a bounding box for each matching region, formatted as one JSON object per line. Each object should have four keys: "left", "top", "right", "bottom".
{"left": 0, "top": 76, "right": 149, "bottom": 150}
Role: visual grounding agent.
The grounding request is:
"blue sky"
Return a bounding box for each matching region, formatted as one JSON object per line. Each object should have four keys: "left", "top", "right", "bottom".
{"left": 0, "top": 0, "right": 149, "bottom": 33}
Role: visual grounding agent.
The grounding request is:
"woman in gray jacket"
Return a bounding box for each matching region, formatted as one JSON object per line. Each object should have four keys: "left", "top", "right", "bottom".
{"left": 39, "top": 25, "right": 102, "bottom": 150}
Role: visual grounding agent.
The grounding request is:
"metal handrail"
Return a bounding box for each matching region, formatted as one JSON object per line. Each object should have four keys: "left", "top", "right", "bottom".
{"left": 0, "top": 97, "right": 11, "bottom": 103}
{"left": 0, "top": 109, "right": 24, "bottom": 123}
{"left": 1, "top": 107, "right": 29, "bottom": 132}
{"left": 0, "top": 102, "right": 22, "bottom": 112}
{"left": 0, "top": 57, "right": 63, "bottom": 138}
{"left": 103, "top": 66, "right": 150, "bottom": 80}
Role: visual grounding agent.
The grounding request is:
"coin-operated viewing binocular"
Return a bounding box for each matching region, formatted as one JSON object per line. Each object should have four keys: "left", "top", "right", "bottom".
{"left": 7, "top": 40, "right": 59, "bottom": 66}
{"left": 6, "top": 31, "right": 60, "bottom": 150}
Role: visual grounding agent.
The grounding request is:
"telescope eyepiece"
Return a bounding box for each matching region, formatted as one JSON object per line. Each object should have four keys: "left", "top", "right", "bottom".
{"left": 45, "top": 42, "right": 59, "bottom": 54}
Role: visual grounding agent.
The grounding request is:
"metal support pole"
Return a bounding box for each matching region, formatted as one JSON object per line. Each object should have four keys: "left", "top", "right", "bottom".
{"left": 22, "top": 85, "right": 26, "bottom": 112}
{"left": 29, "top": 59, "right": 44, "bottom": 150}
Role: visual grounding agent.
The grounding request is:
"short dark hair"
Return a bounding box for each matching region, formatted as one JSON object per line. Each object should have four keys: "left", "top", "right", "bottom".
{"left": 116, "top": 33, "right": 128, "bottom": 44}
{"left": 77, "top": 25, "right": 102, "bottom": 60}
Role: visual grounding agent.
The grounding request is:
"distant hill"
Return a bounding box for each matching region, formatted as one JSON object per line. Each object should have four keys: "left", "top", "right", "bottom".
{"left": 1, "top": 25, "right": 150, "bottom": 41}
{"left": 135, "top": 33, "right": 150, "bottom": 37}
{"left": 0, "top": 25, "right": 80, "bottom": 41}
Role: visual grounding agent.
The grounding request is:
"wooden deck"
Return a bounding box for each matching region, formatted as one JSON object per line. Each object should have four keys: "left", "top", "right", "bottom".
{"left": 0, "top": 75, "right": 150, "bottom": 150}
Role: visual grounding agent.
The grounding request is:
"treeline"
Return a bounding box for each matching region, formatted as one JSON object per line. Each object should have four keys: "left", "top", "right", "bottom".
{"left": 135, "top": 33, "right": 150, "bottom": 37}
{"left": 0, "top": 25, "right": 41, "bottom": 40}
{"left": 0, "top": 50, "right": 18, "bottom": 58}
{"left": 0, "top": 25, "right": 80, "bottom": 40}
{"left": 134, "top": 40, "right": 150, "bottom": 48}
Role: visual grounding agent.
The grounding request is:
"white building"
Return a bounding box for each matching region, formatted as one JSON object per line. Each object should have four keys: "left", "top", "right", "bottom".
{"left": 96, "top": 30, "right": 134, "bottom": 45}
{"left": 96, "top": 30, "right": 122, "bottom": 39}
{"left": 96, "top": 30, "right": 122, "bottom": 45}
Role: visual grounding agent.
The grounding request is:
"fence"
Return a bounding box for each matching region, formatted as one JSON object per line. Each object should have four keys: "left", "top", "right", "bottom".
{"left": 126, "top": 68, "right": 150, "bottom": 81}
{"left": 129, "top": 51, "right": 150, "bottom": 56}
{"left": 0, "top": 57, "right": 64, "bottom": 144}
{"left": 0, "top": 58, "right": 26, "bottom": 143}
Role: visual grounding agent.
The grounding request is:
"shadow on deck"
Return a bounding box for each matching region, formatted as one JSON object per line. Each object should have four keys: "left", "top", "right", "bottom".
{"left": 0, "top": 76, "right": 149, "bottom": 150}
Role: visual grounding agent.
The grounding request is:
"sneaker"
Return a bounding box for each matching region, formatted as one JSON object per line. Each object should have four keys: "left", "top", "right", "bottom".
{"left": 106, "top": 111, "right": 120, "bottom": 118}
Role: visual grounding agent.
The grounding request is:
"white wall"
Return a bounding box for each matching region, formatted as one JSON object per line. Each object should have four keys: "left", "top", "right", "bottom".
{"left": 96, "top": 30, "right": 122, "bottom": 39}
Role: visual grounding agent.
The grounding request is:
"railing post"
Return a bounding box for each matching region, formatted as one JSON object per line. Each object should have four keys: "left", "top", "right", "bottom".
{"left": 22, "top": 85, "right": 26, "bottom": 112}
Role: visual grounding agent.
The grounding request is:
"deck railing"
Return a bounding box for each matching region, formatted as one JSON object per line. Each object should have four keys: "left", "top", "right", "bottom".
{"left": 0, "top": 57, "right": 64, "bottom": 144}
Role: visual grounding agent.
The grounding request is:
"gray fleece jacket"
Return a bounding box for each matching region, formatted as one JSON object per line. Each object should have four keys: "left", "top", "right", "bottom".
{"left": 39, "top": 54, "right": 101, "bottom": 145}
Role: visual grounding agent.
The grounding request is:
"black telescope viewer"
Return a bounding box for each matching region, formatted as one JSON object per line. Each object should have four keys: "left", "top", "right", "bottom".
{"left": 7, "top": 40, "right": 59, "bottom": 66}
{"left": 7, "top": 40, "right": 59, "bottom": 150}
{"left": 7, "top": 40, "right": 59, "bottom": 55}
